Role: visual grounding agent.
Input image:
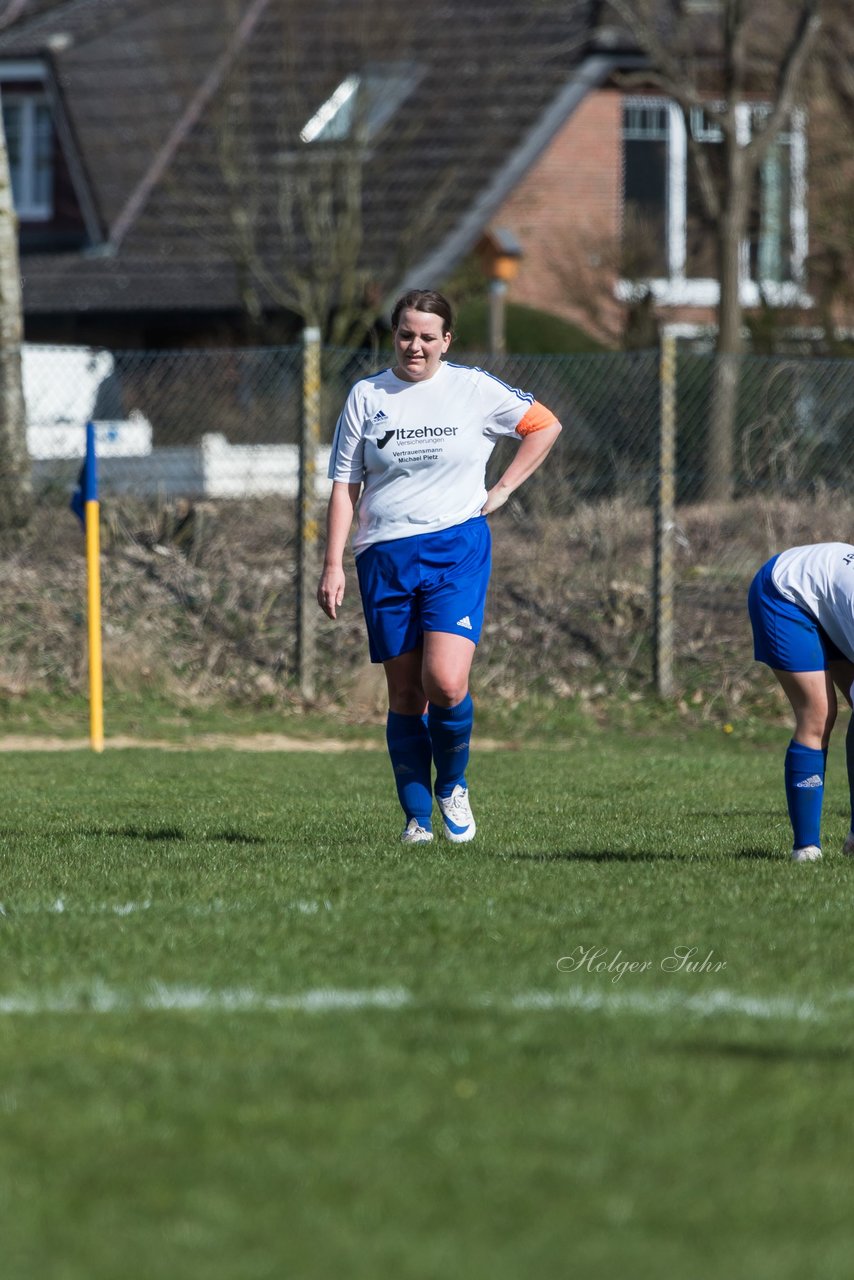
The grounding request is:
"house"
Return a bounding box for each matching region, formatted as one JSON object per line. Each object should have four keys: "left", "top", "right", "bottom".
{"left": 0, "top": 0, "right": 831, "bottom": 351}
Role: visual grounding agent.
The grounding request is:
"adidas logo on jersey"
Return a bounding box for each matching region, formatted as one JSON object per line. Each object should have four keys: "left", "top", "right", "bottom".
{"left": 456, "top": 616, "right": 473, "bottom": 630}
{"left": 370, "top": 409, "right": 389, "bottom": 424}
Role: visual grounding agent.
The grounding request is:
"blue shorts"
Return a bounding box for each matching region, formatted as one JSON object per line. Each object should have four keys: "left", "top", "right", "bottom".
{"left": 355, "top": 517, "right": 491, "bottom": 663}
{"left": 748, "top": 555, "right": 846, "bottom": 671}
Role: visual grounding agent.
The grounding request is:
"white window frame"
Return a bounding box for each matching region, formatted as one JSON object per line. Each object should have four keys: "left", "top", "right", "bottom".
{"left": 1, "top": 61, "right": 54, "bottom": 220}
{"left": 3, "top": 95, "right": 53, "bottom": 218}
{"left": 618, "top": 96, "right": 809, "bottom": 309}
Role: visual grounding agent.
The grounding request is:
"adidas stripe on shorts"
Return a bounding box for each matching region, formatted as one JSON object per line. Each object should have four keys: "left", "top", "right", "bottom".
{"left": 355, "top": 516, "right": 491, "bottom": 663}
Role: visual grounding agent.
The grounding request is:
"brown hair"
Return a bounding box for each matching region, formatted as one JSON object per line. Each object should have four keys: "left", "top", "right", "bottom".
{"left": 391, "top": 289, "right": 454, "bottom": 334}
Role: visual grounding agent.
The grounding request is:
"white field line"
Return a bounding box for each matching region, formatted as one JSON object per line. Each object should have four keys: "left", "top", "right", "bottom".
{"left": 0, "top": 734, "right": 385, "bottom": 753}
{"left": 504, "top": 987, "right": 823, "bottom": 1022}
{"left": 0, "top": 898, "right": 334, "bottom": 917}
{"left": 0, "top": 734, "right": 512, "bottom": 753}
{"left": 0, "top": 983, "right": 841, "bottom": 1022}
{"left": 0, "top": 984, "right": 411, "bottom": 1015}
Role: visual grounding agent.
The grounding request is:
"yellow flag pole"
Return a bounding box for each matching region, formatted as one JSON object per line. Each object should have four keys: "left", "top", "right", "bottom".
{"left": 85, "top": 496, "right": 104, "bottom": 752}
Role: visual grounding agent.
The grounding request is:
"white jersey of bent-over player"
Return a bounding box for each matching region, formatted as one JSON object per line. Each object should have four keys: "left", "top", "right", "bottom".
{"left": 772, "top": 542, "right": 854, "bottom": 663}
{"left": 328, "top": 361, "right": 538, "bottom": 555}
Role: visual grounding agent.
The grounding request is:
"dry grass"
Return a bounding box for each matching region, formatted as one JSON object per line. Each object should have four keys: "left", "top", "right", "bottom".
{"left": 1, "top": 491, "right": 851, "bottom": 720}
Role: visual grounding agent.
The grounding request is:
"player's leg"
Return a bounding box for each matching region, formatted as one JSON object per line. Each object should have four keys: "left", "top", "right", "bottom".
{"left": 829, "top": 660, "right": 854, "bottom": 855}
{"left": 356, "top": 537, "right": 433, "bottom": 843}
{"left": 421, "top": 631, "right": 477, "bottom": 841}
{"left": 772, "top": 667, "right": 835, "bottom": 861}
{"left": 418, "top": 519, "right": 491, "bottom": 844}
{"left": 748, "top": 556, "right": 836, "bottom": 861}
{"left": 383, "top": 647, "right": 435, "bottom": 842}
{"left": 419, "top": 621, "right": 481, "bottom": 844}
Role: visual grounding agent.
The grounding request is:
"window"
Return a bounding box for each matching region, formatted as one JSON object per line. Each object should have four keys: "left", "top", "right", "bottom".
{"left": 684, "top": 107, "right": 725, "bottom": 280}
{"left": 2, "top": 93, "right": 53, "bottom": 219}
{"left": 621, "top": 97, "right": 806, "bottom": 306}
{"left": 750, "top": 111, "right": 795, "bottom": 286}
{"left": 300, "top": 62, "right": 420, "bottom": 145}
{"left": 622, "top": 101, "right": 669, "bottom": 277}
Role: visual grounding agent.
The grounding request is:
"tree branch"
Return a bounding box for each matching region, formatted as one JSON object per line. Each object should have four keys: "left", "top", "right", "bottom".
{"left": 744, "top": 1, "right": 822, "bottom": 170}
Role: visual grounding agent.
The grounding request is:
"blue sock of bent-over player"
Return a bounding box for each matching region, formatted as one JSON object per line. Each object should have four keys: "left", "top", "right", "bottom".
{"left": 784, "top": 740, "right": 825, "bottom": 849}
{"left": 847, "top": 717, "right": 854, "bottom": 835}
{"left": 429, "top": 694, "right": 473, "bottom": 799}
{"left": 386, "top": 711, "right": 433, "bottom": 828}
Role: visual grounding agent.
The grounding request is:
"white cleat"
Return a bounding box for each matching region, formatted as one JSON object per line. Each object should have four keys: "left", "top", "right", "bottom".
{"left": 842, "top": 831, "right": 854, "bottom": 857}
{"left": 401, "top": 818, "right": 433, "bottom": 845}
{"left": 791, "top": 844, "right": 822, "bottom": 863}
{"left": 437, "top": 784, "right": 476, "bottom": 843}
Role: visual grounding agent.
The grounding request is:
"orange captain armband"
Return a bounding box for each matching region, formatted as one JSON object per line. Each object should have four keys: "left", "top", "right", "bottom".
{"left": 516, "top": 401, "right": 559, "bottom": 437}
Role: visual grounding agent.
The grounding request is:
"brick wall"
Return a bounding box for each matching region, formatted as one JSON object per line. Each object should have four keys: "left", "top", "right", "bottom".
{"left": 495, "top": 89, "right": 624, "bottom": 339}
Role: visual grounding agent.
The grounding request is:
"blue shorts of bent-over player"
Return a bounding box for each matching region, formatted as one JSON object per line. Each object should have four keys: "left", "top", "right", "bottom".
{"left": 355, "top": 516, "right": 492, "bottom": 663}
{"left": 748, "top": 555, "right": 846, "bottom": 672}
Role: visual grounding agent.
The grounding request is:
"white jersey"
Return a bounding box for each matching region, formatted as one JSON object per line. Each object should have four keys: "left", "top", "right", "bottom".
{"left": 771, "top": 543, "right": 854, "bottom": 661}
{"left": 327, "top": 361, "right": 536, "bottom": 553}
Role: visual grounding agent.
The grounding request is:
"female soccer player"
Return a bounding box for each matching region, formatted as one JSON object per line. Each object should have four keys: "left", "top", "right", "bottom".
{"left": 748, "top": 542, "right": 854, "bottom": 861}
{"left": 317, "top": 289, "right": 562, "bottom": 844}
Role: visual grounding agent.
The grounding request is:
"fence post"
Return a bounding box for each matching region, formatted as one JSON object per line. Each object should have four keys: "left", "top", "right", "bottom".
{"left": 297, "top": 325, "right": 322, "bottom": 701}
{"left": 654, "top": 330, "right": 677, "bottom": 697}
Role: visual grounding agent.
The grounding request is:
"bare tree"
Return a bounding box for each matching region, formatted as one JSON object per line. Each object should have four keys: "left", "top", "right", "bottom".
{"left": 0, "top": 2, "right": 29, "bottom": 33}
{"left": 0, "top": 92, "right": 31, "bottom": 529}
{"left": 608, "top": 0, "right": 822, "bottom": 501}
{"left": 804, "top": 0, "right": 854, "bottom": 352}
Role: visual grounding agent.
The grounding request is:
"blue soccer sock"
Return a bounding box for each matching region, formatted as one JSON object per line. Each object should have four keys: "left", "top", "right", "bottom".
{"left": 847, "top": 717, "right": 854, "bottom": 834}
{"left": 386, "top": 711, "right": 434, "bottom": 827}
{"left": 428, "top": 693, "right": 473, "bottom": 799}
{"left": 784, "top": 739, "right": 825, "bottom": 850}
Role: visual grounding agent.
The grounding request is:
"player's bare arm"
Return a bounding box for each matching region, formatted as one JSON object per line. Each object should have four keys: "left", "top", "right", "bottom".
{"left": 317, "top": 481, "right": 360, "bottom": 619}
{"left": 482, "top": 418, "right": 562, "bottom": 516}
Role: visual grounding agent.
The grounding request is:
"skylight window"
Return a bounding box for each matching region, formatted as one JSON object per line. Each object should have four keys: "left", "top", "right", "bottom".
{"left": 300, "top": 62, "right": 420, "bottom": 144}
{"left": 301, "top": 75, "right": 360, "bottom": 143}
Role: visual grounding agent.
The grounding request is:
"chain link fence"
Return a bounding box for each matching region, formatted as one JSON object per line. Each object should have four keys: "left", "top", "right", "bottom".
{"left": 9, "top": 339, "right": 854, "bottom": 716}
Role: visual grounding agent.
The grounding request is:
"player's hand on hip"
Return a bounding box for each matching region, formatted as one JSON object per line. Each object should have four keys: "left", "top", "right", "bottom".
{"left": 317, "top": 567, "right": 346, "bottom": 619}
{"left": 481, "top": 486, "right": 509, "bottom": 516}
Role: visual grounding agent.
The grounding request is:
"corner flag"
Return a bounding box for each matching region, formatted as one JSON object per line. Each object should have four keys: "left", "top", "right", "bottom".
{"left": 71, "top": 419, "right": 98, "bottom": 524}
{"left": 71, "top": 423, "right": 104, "bottom": 752}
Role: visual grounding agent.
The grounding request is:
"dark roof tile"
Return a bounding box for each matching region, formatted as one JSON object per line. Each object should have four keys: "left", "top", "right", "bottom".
{"left": 1, "top": 0, "right": 616, "bottom": 319}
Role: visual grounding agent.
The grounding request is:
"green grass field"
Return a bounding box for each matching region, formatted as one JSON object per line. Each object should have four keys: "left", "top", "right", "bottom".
{"left": 2, "top": 726, "right": 854, "bottom": 1279}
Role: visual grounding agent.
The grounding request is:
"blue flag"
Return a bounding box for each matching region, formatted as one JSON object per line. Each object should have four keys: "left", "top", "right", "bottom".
{"left": 71, "top": 421, "right": 98, "bottom": 526}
